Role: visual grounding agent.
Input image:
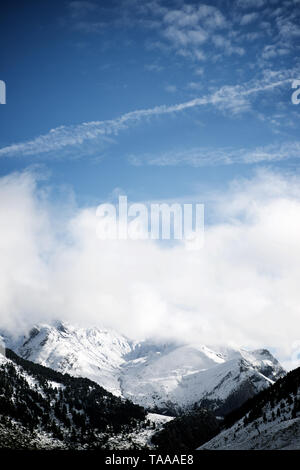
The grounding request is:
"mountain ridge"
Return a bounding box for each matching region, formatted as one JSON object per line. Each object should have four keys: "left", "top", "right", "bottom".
{"left": 1, "top": 321, "right": 285, "bottom": 415}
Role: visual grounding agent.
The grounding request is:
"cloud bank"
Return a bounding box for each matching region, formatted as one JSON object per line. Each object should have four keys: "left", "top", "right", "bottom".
{"left": 0, "top": 169, "right": 300, "bottom": 369}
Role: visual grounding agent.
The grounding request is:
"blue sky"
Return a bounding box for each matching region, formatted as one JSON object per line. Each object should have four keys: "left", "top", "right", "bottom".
{"left": 1, "top": 1, "right": 300, "bottom": 366}
{"left": 1, "top": 0, "right": 299, "bottom": 206}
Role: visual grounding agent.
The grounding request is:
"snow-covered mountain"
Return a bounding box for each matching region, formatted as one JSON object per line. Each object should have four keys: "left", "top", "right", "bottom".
{"left": 2, "top": 322, "right": 132, "bottom": 396}
{"left": 198, "top": 366, "right": 300, "bottom": 450}
{"left": 1, "top": 321, "right": 285, "bottom": 415}
{"left": 120, "top": 344, "right": 284, "bottom": 414}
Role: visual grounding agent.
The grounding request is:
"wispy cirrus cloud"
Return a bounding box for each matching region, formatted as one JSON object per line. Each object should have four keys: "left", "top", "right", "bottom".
{"left": 0, "top": 71, "right": 295, "bottom": 159}
{"left": 64, "top": 0, "right": 300, "bottom": 71}
{"left": 63, "top": 0, "right": 300, "bottom": 89}
{"left": 65, "top": 1, "right": 244, "bottom": 62}
{"left": 129, "top": 141, "right": 300, "bottom": 167}
{"left": 254, "top": 4, "right": 300, "bottom": 64}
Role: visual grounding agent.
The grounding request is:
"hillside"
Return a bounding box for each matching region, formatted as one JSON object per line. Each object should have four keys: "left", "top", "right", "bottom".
{"left": 198, "top": 365, "right": 300, "bottom": 450}
{"left": 0, "top": 348, "right": 154, "bottom": 449}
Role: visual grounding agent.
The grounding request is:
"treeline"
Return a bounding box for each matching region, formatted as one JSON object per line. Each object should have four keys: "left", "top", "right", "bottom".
{"left": 0, "top": 349, "right": 146, "bottom": 448}
{"left": 151, "top": 409, "right": 220, "bottom": 451}
{"left": 224, "top": 366, "right": 300, "bottom": 429}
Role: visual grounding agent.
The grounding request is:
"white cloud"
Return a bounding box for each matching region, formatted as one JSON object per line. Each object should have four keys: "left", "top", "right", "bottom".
{"left": 1, "top": 169, "right": 300, "bottom": 370}
{"left": 276, "top": 15, "right": 300, "bottom": 39}
{"left": 162, "top": 25, "right": 208, "bottom": 48}
{"left": 149, "top": 2, "right": 230, "bottom": 61}
{"left": 244, "top": 31, "right": 261, "bottom": 41}
{"left": 240, "top": 12, "right": 259, "bottom": 25}
{"left": 262, "top": 44, "right": 290, "bottom": 59}
{"left": 163, "top": 4, "right": 227, "bottom": 30}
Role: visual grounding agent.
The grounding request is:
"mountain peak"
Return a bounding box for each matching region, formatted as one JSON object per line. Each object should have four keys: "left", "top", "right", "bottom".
{"left": 2, "top": 322, "right": 285, "bottom": 415}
